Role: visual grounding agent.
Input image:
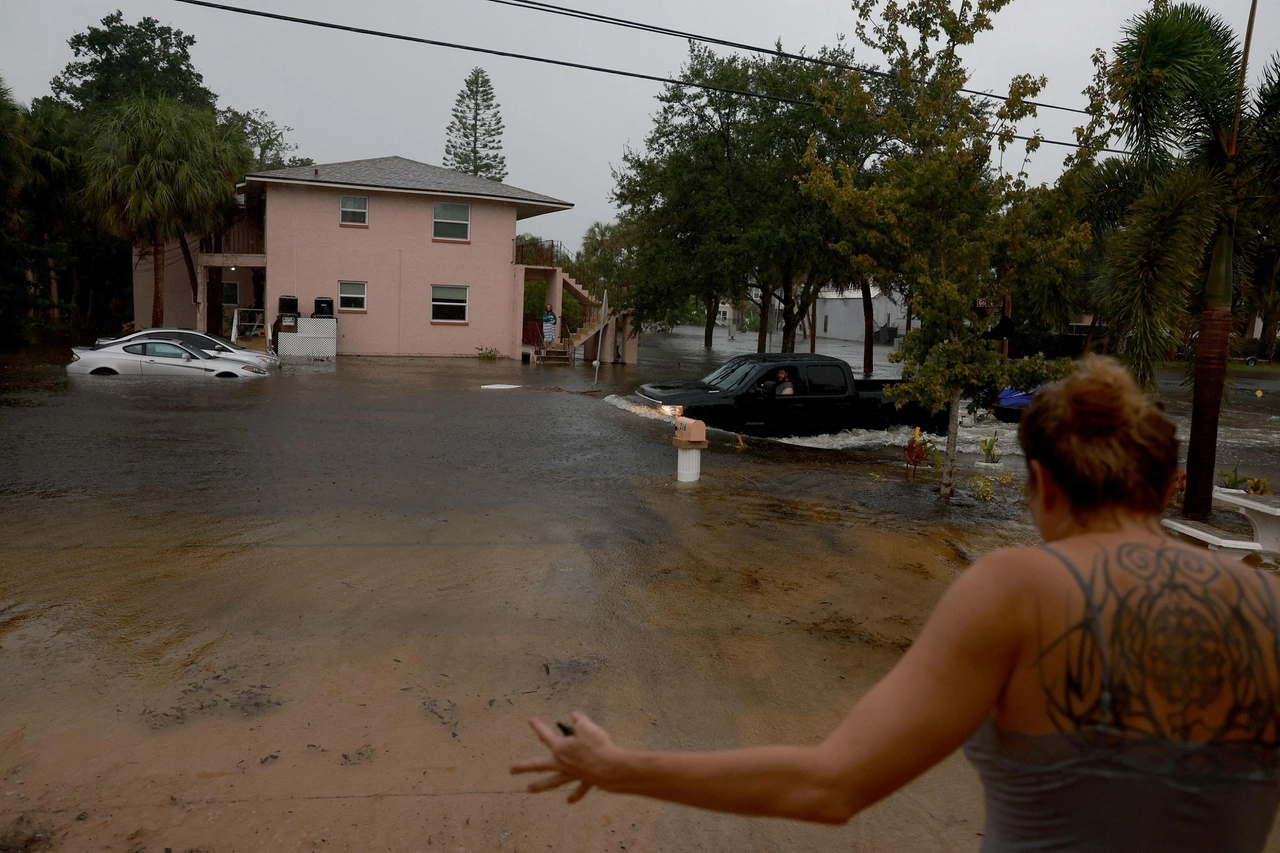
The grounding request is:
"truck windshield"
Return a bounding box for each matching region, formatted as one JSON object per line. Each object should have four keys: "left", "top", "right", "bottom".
{"left": 700, "top": 359, "right": 757, "bottom": 391}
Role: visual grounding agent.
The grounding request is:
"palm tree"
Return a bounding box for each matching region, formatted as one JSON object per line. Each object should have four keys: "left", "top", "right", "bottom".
{"left": 85, "top": 95, "right": 248, "bottom": 327}
{"left": 1096, "top": 1, "right": 1280, "bottom": 518}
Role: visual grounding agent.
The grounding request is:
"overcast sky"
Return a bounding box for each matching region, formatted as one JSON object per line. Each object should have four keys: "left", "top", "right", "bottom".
{"left": 5, "top": 0, "right": 1278, "bottom": 249}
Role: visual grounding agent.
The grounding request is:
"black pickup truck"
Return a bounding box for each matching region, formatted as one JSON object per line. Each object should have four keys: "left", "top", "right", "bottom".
{"left": 637, "top": 353, "right": 946, "bottom": 438}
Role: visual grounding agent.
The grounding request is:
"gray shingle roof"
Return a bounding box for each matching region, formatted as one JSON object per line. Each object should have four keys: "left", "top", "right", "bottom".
{"left": 244, "top": 156, "right": 572, "bottom": 220}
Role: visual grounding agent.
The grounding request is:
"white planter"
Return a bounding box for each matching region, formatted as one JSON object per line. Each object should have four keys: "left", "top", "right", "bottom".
{"left": 974, "top": 460, "right": 1004, "bottom": 470}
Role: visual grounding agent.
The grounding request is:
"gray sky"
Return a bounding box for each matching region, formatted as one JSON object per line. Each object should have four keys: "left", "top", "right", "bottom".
{"left": 4, "top": 0, "right": 1278, "bottom": 249}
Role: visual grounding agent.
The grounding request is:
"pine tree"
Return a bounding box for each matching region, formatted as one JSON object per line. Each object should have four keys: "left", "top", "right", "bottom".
{"left": 443, "top": 68, "right": 507, "bottom": 182}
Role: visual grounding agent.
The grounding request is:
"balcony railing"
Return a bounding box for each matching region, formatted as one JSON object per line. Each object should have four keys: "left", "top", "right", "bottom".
{"left": 513, "top": 238, "right": 560, "bottom": 266}
{"left": 200, "top": 220, "right": 265, "bottom": 255}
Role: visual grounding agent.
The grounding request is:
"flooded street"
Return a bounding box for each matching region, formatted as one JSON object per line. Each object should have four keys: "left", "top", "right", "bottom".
{"left": 2, "top": 329, "right": 1279, "bottom": 851}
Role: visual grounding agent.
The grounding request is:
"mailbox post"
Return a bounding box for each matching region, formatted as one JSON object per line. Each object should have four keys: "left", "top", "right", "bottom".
{"left": 672, "top": 416, "right": 709, "bottom": 482}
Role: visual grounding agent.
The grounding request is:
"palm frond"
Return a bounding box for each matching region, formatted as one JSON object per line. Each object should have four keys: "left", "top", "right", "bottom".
{"left": 1101, "top": 165, "right": 1224, "bottom": 390}
{"left": 1111, "top": 3, "right": 1242, "bottom": 164}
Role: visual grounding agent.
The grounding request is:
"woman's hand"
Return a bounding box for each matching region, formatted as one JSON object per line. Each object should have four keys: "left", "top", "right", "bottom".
{"left": 510, "top": 711, "right": 624, "bottom": 803}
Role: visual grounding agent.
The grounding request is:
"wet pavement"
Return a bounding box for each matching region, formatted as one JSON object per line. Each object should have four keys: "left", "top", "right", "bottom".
{"left": 2, "top": 328, "right": 1279, "bottom": 851}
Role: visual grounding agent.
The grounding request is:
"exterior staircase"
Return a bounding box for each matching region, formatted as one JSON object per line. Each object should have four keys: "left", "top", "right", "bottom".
{"left": 537, "top": 341, "right": 574, "bottom": 365}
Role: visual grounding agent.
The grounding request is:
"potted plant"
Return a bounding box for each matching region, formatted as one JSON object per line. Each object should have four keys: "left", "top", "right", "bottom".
{"left": 975, "top": 432, "right": 1002, "bottom": 469}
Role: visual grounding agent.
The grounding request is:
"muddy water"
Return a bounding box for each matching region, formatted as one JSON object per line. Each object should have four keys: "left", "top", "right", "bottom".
{"left": 1, "top": 336, "right": 1278, "bottom": 851}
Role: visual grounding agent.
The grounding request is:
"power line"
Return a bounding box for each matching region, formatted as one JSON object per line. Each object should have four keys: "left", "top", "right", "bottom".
{"left": 484, "top": 0, "right": 1093, "bottom": 117}
{"left": 170, "top": 0, "right": 811, "bottom": 107}
{"left": 172, "top": 0, "right": 1127, "bottom": 155}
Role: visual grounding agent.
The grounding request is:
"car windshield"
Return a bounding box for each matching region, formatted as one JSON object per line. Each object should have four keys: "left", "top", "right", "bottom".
{"left": 700, "top": 359, "right": 758, "bottom": 391}
{"left": 201, "top": 333, "right": 245, "bottom": 351}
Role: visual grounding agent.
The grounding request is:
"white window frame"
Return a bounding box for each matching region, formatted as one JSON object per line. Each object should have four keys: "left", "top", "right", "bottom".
{"left": 338, "top": 280, "right": 367, "bottom": 312}
{"left": 339, "top": 195, "right": 368, "bottom": 226}
{"left": 432, "top": 203, "right": 470, "bottom": 241}
{"left": 430, "top": 284, "right": 469, "bottom": 323}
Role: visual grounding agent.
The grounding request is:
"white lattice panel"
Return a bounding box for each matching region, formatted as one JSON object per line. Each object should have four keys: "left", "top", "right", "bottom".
{"left": 277, "top": 317, "right": 337, "bottom": 360}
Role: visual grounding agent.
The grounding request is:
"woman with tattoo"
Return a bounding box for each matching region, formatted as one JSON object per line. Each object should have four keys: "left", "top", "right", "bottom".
{"left": 512, "top": 357, "right": 1280, "bottom": 851}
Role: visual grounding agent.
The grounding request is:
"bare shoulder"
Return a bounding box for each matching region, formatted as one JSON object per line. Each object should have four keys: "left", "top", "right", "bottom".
{"left": 955, "top": 545, "right": 1061, "bottom": 596}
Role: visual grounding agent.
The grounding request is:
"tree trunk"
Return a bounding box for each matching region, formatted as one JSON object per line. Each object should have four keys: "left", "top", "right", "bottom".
{"left": 1183, "top": 225, "right": 1234, "bottom": 519}
{"left": 47, "top": 255, "right": 60, "bottom": 324}
{"left": 757, "top": 289, "right": 770, "bottom": 353}
{"left": 809, "top": 301, "right": 817, "bottom": 354}
{"left": 179, "top": 236, "right": 200, "bottom": 303}
{"left": 940, "top": 387, "right": 963, "bottom": 501}
{"left": 703, "top": 293, "right": 717, "bottom": 349}
{"left": 861, "top": 277, "right": 874, "bottom": 376}
{"left": 781, "top": 314, "right": 798, "bottom": 353}
{"left": 1263, "top": 311, "right": 1280, "bottom": 362}
{"left": 151, "top": 238, "right": 165, "bottom": 328}
{"left": 1084, "top": 313, "right": 1099, "bottom": 354}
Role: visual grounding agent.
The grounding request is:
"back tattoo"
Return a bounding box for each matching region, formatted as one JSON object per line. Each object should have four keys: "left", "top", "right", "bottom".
{"left": 1039, "top": 542, "right": 1280, "bottom": 745}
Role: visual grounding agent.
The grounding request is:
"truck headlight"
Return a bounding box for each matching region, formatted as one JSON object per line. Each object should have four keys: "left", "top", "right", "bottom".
{"left": 660, "top": 405, "right": 684, "bottom": 417}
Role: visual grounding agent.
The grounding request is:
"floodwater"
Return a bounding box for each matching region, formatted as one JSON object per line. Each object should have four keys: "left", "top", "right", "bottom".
{"left": 1, "top": 328, "right": 1278, "bottom": 852}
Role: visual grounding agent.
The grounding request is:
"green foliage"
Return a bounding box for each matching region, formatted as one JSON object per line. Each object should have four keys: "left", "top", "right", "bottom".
{"left": 1219, "top": 465, "right": 1273, "bottom": 494}
{"left": 804, "top": 0, "right": 1089, "bottom": 498}
{"left": 443, "top": 68, "right": 506, "bottom": 182}
{"left": 614, "top": 43, "right": 878, "bottom": 350}
{"left": 475, "top": 346, "right": 501, "bottom": 361}
{"left": 217, "top": 108, "right": 313, "bottom": 172}
{"left": 85, "top": 95, "right": 250, "bottom": 325}
{"left": 978, "top": 432, "right": 1001, "bottom": 464}
{"left": 1091, "top": 2, "right": 1280, "bottom": 515}
{"left": 50, "top": 11, "right": 216, "bottom": 112}
{"left": 967, "top": 476, "right": 996, "bottom": 502}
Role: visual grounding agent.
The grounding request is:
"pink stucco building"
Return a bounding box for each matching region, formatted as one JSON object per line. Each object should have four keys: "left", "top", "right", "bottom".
{"left": 134, "top": 156, "right": 577, "bottom": 359}
{"left": 252, "top": 157, "right": 573, "bottom": 358}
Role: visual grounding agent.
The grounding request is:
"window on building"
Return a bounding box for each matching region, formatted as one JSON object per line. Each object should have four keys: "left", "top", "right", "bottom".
{"left": 340, "top": 195, "right": 368, "bottom": 225}
{"left": 806, "top": 364, "right": 848, "bottom": 395}
{"left": 338, "top": 281, "right": 367, "bottom": 311}
{"left": 433, "top": 203, "right": 470, "bottom": 240}
{"left": 222, "top": 281, "right": 239, "bottom": 305}
{"left": 431, "top": 285, "right": 468, "bottom": 322}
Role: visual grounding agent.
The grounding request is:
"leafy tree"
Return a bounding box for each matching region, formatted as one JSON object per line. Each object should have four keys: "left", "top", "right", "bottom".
{"left": 616, "top": 44, "right": 878, "bottom": 351}
{"left": 50, "top": 11, "right": 216, "bottom": 112}
{"left": 0, "top": 78, "right": 35, "bottom": 345}
{"left": 443, "top": 68, "right": 507, "bottom": 182}
{"left": 805, "top": 0, "right": 1085, "bottom": 498}
{"left": 1090, "top": 1, "right": 1280, "bottom": 518}
{"left": 217, "top": 107, "right": 314, "bottom": 171}
{"left": 86, "top": 96, "right": 249, "bottom": 327}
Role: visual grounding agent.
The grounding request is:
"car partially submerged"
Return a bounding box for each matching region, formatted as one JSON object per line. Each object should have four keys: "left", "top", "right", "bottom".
{"left": 68, "top": 339, "right": 270, "bottom": 379}
{"left": 637, "top": 353, "right": 945, "bottom": 438}
{"left": 95, "top": 328, "right": 279, "bottom": 370}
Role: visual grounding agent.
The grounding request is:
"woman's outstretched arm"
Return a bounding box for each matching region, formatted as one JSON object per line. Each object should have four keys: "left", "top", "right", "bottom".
{"left": 511, "top": 551, "right": 1031, "bottom": 823}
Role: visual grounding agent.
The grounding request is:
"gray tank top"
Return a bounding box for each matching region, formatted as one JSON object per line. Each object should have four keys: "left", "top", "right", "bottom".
{"left": 963, "top": 545, "right": 1280, "bottom": 853}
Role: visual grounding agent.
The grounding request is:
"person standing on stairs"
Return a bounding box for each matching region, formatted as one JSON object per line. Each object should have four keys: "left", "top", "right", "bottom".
{"left": 542, "top": 303, "right": 557, "bottom": 351}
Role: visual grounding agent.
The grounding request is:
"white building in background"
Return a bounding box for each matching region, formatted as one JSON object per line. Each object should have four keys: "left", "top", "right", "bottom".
{"left": 815, "top": 288, "right": 907, "bottom": 342}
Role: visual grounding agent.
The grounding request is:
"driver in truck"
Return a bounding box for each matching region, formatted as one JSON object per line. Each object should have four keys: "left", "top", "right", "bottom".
{"left": 774, "top": 368, "right": 795, "bottom": 396}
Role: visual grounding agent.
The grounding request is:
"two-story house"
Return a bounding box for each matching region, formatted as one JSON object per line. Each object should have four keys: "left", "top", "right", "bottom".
{"left": 133, "top": 156, "right": 574, "bottom": 359}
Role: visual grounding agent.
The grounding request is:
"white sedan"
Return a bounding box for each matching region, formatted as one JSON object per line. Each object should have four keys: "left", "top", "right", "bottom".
{"left": 96, "top": 328, "right": 279, "bottom": 370}
{"left": 67, "top": 339, "right": 270, "bottom": 378}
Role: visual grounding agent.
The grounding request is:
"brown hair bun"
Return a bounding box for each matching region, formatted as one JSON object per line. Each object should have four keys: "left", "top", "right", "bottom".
{"left": 1018, "top": 356, "right": 1178, "bottom": 515}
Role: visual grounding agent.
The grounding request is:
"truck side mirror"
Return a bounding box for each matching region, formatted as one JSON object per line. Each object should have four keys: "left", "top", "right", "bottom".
{"left": 761, "top": 380, "right": 777, "bottom": 394}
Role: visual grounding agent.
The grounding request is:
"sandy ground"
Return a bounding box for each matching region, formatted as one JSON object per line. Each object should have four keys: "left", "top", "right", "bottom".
{"left": 3, "top": 332, "right": 1279, "bottom": 852}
